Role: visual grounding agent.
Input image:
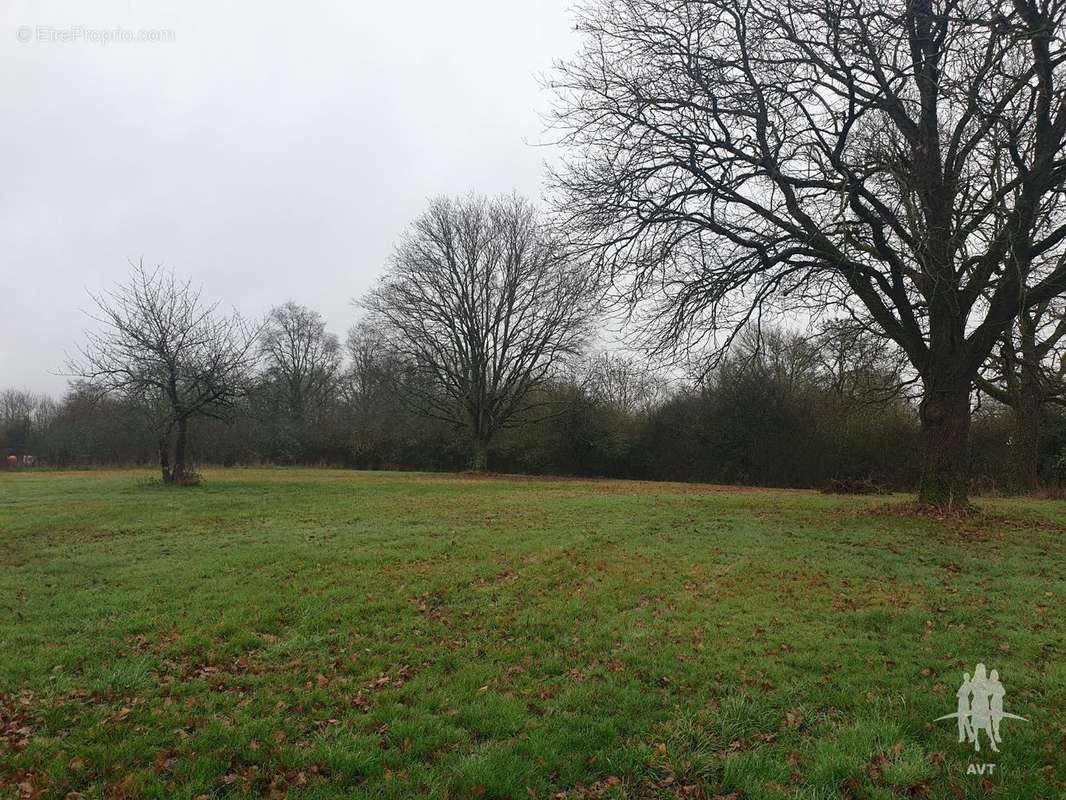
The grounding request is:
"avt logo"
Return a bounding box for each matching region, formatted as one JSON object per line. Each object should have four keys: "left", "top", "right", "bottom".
{"left": 934, "top": 663, "right": 1027, "bottom": 754}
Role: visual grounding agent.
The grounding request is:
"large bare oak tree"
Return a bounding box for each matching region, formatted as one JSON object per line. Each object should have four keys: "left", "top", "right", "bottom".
{"left": 68, "top": 263, "right": 258, "bottom": 484}
{"left": 362, "top": 194, "right": 595, "bottom": 470}
{"left": 551, "top": 0, "right": 1066, "bottom": 509}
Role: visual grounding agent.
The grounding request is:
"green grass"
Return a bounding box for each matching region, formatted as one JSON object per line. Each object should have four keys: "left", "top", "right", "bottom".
{"left": 0, "top": 469, "right": 1063, "bottom": 800}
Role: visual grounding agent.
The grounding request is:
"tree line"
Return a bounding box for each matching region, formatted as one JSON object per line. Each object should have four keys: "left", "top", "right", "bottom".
{"left": 3, "top": 189, "right": 1066, "bottom": 495}
{"left": 10, "top": 0, "right": 1066, "bottom": 510}
{"left": 3, "top": 289, "right": 1064, "bottom": 492}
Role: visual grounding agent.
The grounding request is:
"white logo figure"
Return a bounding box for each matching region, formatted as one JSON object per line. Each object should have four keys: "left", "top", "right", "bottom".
{"left": 935, "top": 663, "right": 1026, "bottom": 752}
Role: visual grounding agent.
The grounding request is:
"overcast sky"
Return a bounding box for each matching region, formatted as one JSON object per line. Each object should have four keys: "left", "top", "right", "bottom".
{"left": 1, "top": 0, "right": 579, "bottom": 395}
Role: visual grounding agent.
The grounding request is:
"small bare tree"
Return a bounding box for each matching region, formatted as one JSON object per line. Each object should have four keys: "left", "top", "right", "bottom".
{"left": 361, "top": 194, "right": 596, "bottom": 470}
{"left": 67, "top": 262, "right": 258, "bottom": 484}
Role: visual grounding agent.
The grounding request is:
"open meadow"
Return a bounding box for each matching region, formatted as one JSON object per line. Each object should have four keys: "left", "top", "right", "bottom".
{"left": 0, "top": 469, "right": 1063, "bottom": 799}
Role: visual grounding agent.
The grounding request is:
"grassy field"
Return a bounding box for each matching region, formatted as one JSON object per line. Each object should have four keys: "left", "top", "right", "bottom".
{"left": 0, "top": 469, "right": 1063, "bottom": 800}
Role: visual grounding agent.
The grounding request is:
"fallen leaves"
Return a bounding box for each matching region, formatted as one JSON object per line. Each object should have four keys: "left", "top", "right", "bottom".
{"left": 349, "top": 691, "right": 372, "bottom": 712}
{"left": 152, "top": 748, "right": 178, "bottom": 773}
{"left": 0, "top": 692, "right": 36, "bottom": 754}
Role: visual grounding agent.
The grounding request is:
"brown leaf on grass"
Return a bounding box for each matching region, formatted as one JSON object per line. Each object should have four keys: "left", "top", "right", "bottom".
{"left": 724, "top": 738, "right": 748, "bottom": 756}
{"left": 316, "top": 674, "right": 330, "bottom": 688}
{"left": 350, "top": 691, "right": 372, "bottom": 712}
{"left": 16, "top": 776, "right": 39, "bottom": 800}
{"left": 866, "top": 752, "right": 889, "bottom": 783}
{"left": 153, "top": 749, "right": 178, "bottom": 773}
{"left": 783, "top": 709, "right": 804, "bottom": 729}
{"left": 107, "top": 773, "right": 138, "bottom": 800}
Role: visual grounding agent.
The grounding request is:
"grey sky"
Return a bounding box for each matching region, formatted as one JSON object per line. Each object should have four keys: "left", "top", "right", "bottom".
{"left": 1, "top": 0, "right": 579, "bottom": 395}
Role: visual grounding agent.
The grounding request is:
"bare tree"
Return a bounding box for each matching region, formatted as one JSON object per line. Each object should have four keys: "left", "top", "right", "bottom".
{"left": 0, "top": 389, "right": 54, "bottom": 459}
{"left": 340, "top": 321, "right": 407, "bottom": 467}
{"left": 342, "top": 321, "right": 397, "bottom": 416}
{"left": 551, "top": 0, "right": 1066, "bottom": 509}
{"left": 361, "top": 194, "right": 596, "bottom": 470}
{"left": 583, "top": 353, "right": 668, "bottom": 416}
{"left": 259, "top": 302, "right": 342, "bottom": 420}
{"left": 813, "top": 320, "right": 913, "bottom": 406}
{"left": 67, "top": 262, "right": 258, "bottom": 484}
{"left": 976, "top": 299, "right": 1066, "bottom": 489}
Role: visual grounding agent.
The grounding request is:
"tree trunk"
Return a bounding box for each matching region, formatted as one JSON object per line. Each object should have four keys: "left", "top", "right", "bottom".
{"left": 158, "top": 432, "right": 172, "bottom": 484}
{"left": 1012, "top": 377, "right": 1043, "bottom": 492}
{"left": 469, "top": 434, "right": 490, "bottom": 472}
{"left": 917, "top": 380, "right": 972, "bottom": 511}
{"left": 172, "top": 417, "right": 189, "bottom": 483}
